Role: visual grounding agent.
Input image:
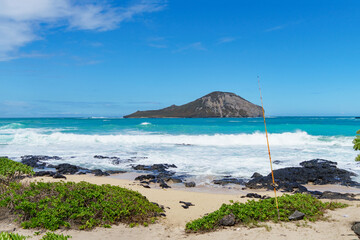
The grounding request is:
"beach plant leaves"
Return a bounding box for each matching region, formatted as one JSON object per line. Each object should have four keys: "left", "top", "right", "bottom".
{"left": 0, "top": 232, "right": 71, "bottom": 240}
{"left": 354, "top": 130, "right": 360, "bottom": 161}
{"left": 0, "top": 232, "right": 27, "bottom": 240}
{"left": 0, "top": 181, "right": 162, "bottom": 231}
{"left": 0, "top": 158, "right": 34, "bottom": 185}
{"left": 41, "top": 232, "right": 72, "bottom": 240}
{"left": 185, "top": 193, "right": 347, "bottom": 232}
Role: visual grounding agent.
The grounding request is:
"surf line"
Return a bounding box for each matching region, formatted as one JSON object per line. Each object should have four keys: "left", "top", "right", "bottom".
{"left": 257, "top": 76, "right": 280, "bottom": 220}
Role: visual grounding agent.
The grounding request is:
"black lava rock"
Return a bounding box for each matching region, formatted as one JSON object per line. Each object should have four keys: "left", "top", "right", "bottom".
{"left": 55, "top": 163, "right": 81, "bottom": 174}
{"left": 53, "top": 173, "right": 66, "bottom": 179}
{"left": 179, "top": 201, "right": 194, "bottom": 209}
{"left": 219, "top": 213, "right": 236, "bottom": 226}
{"left": 92, "top": 169, "right": 110, "bottom": 176}
{"left": 318, "top": 191, "right": 359, "bottom": 201}
{"left": 246, "top": 193, "right": 262, "bottom": 199}
{"left": 132, "top": 164, "right": 177, "bottom": 172}
{"left": 21, "top": 155, "right": 48, "bottom": 168}
{"left": 351, "top": 222, "right": 360, "bottom": 237}
{"left": 246, "top": 159, "right": 360, "bottom": 193}
{"left": 105, "top": 170, "right": 127, "bottom": 174}
{"left": 213, "top": 178, "right": 246, "bottom": 186}
{"left": 159, "top": 179, "right": 171, "bottom": 189}
{"left": 133, "top": 164, "right": 183, "bottom": 189}
{"left": 299, "top": 159, "right": 337, "bottom": 168}
{"left": 34, "top": 171, "right": 55, "bottom": 177}
{"left": 185, "top": 181, "right": 196, "bottom": 187}
{"left": 251, "top": 172, "right": 263, "bottom": 178}
{"left": 135, "top": 174, "right": 156, "bottom": 181}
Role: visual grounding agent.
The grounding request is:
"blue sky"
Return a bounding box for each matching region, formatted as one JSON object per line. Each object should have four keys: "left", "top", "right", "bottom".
{"left": 0, "top": 0, "right": 359, "bottom": 117}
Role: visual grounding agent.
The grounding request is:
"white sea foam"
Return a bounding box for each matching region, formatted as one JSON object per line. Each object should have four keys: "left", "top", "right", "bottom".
{"left": 3, "top": 130, "right": 352, "bottom": 147}
{"left": 140, "top": 122, "right": 151, "bottom": 126}
{"left": 0, "top": 123, "right": 24, "bottom": 129}
{"left": 0, "top": 128, "right": 358, "bottom": 181}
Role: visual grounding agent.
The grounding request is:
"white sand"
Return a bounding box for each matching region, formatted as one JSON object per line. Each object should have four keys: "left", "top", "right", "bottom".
{"left": 1, "top": 174, "right": 360, "bottom": 240}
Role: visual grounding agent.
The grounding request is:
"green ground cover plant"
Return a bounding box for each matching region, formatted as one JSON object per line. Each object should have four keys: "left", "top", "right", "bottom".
{"left": 0, "top": 232, "right": 71, "bottom": 240}
{"left": 0, "top": 232, "right": 27, "bottom": 240}
{"left": 41, "top": 232, "right": 71, "bottom": 240}
{"left": 0, "top": 158, "right": 33, "bottom": 185}
{"left": 185, "top": 193, "right": 347, "bottom": 232}
{"left": 0, "top": 181, "right": 162, "bottom": 231}
{"left": 354, "top": 130, "right": 360, "bottom": 161}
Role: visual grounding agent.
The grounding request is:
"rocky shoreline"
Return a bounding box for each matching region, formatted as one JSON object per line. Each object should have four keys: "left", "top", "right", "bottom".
{"left": 17, "top": 155, "right": 360, "bottom": 200}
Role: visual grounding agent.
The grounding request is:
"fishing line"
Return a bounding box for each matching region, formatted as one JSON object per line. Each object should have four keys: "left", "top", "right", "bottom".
{"left": 257, "top": 76, "right": 280, "bottom": 220}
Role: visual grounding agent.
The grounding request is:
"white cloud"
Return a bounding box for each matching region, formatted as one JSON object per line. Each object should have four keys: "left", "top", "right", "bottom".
{"left": 0, "top": 0, "right": 166, "bottom": 60}
{"left": 0, "top": 20, "right": 37, "bottom": 60}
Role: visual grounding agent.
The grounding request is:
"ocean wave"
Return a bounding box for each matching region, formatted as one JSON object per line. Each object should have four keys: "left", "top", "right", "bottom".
{"left": 5, "top": 129, "right": 353, "bottom": 147}
{"left": 0, "top": 123, "right": 24, "bottom": 130}
{"left": 140, "top": 122, "right": 151, "bottom": 126}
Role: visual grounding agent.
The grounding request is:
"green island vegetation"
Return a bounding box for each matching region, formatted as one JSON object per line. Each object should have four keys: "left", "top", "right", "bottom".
{"left": 185, "top": 193, "right": 348, "bottom": 232}
{"left": 0, "top": 157, "right": 162, "bottom": 233}
{"left": 0, "top": 231, "right": 71, "bottom": 240}
{"left": 354, "top": 130, "right": 360, "bottom": 161}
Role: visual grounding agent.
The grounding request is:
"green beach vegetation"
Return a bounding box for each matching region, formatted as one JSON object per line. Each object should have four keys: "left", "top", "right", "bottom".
{"left": 0, "top": 181, "right": 163, "bottom": 230}
{"left": 354, "top": 130, "right": 360, "bottom": 161}
{"left": 0, "top": 232, "right": 71, "bottom": 240}
{"left": 0, "top": 158, "right": 162, "bottom": 231}
{"left": 0, "top": 232, "right": 27, "bottom": 240}
{"left": 0, "top": 157, "right": 33, "bottom": 185}
{"left": 40, "top": 232, "right": 71, "bottom": 240}
{"left": 185, "top": 193, "right": 347, "bottom": 232}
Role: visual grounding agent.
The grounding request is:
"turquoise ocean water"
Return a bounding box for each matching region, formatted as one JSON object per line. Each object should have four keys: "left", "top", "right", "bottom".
{"left": 0, "top": 117, "right": 359, "bottom": 183}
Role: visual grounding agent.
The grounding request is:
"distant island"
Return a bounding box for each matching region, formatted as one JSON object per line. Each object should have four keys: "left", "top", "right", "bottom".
{"left": 124, "top": 91, "right": 263, "bottom": 118}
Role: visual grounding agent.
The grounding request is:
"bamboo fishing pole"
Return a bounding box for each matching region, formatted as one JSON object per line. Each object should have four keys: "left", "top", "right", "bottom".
{"left": 257, "top": 76, "right": 280, "bottom": 220}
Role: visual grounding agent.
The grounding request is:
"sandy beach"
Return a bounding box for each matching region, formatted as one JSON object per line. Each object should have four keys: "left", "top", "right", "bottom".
{"left": 1, "top": 174, "right": 359, "bottom": 240}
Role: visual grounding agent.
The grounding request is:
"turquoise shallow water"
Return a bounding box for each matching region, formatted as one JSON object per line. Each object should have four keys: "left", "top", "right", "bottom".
{"left": 0, "top": 117, "right": 359, "bottom": 183}
{"left": 0, "top": 117, "right": 358, "bottom": 136}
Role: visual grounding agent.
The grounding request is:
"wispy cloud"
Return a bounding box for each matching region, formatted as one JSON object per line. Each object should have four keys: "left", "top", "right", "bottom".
{"left": 147, "top": 36, "right": 168, "bottom": 48}
{"left": 0, "top": 0, "right": 167, "bottom": 61}
{"left": 264, "top": 20, "right": 302, "bottom": 33}
{"left": 173, "top": 42, "right": 207, "bottom": 53}
{"left": 148, "top": 43, "right": 167, "bottom": 48}
{"left": 88, "top": 42, "right": 103, "bottom": 47}
{"left": 217, "top": 37, "right": 236, "bottom": 44}
{"left": 264, "top": 25, "right": 286, "bottom": 32}
{"left": 71, "top": 55, "right": 102, "bottom": 66}
{"left": 148, "top": 36, "right": 165, "bottom": 42}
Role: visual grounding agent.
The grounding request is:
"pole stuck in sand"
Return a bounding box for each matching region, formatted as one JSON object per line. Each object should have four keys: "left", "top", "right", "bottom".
{"left": 257, "top": 76, "right": 280, "bottom": 220}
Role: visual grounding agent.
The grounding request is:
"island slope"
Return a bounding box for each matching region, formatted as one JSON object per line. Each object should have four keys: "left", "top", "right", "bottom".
{"left": 124, "top": 91, "right": 263, "bottom": 118}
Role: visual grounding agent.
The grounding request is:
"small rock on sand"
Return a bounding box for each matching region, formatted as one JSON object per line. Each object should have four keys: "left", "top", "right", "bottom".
{"left": 288, "top": 210, "right": 305, "bottom": 221}
{"left": 219, "top": 213, "right": 236, "bottom": 226}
